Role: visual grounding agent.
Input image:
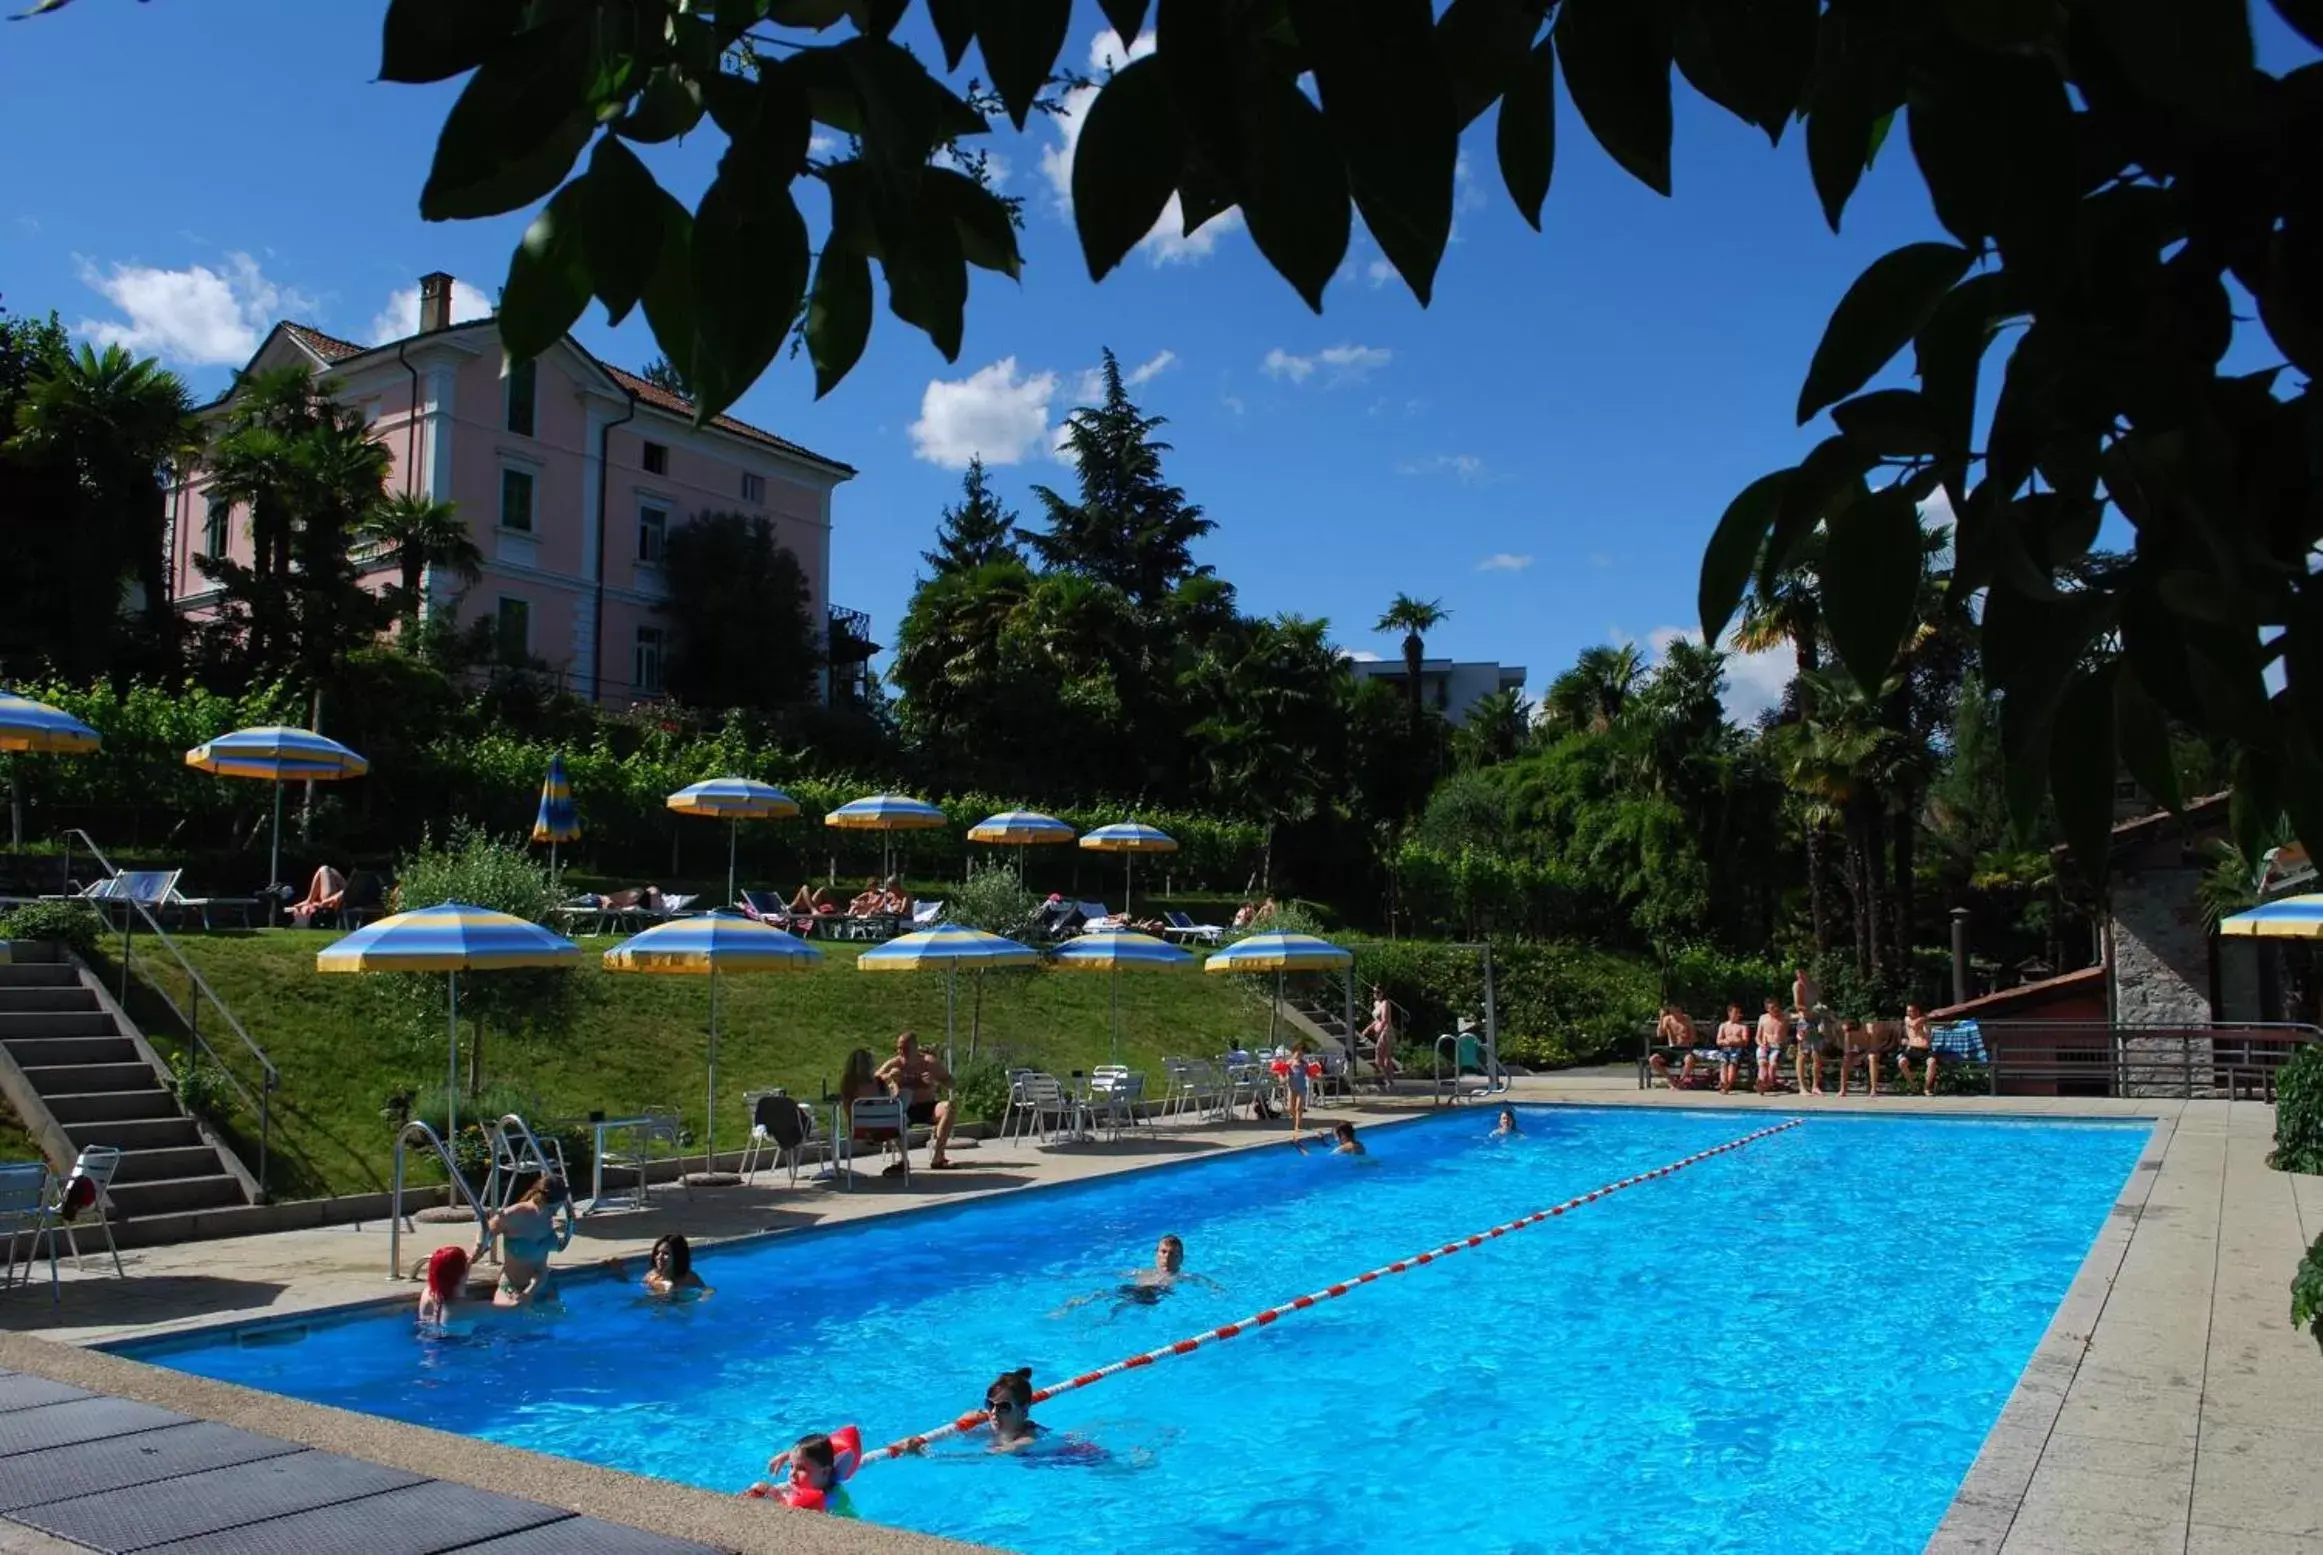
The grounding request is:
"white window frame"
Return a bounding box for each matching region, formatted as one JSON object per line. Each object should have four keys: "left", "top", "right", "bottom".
{"left": 495, "top": 595, "right": 532, "bottom": 659}
{"left": 498, "top": 463, "right": 538, "bottom": 534}
{"left": 202, "top": 498, "right": 230, "bottom": 559}
{"left": 741, "top": 471, "right": 765, "bottom": 504}
{"left": 634, "top": 625, "right": 666, "bottom": 695}
{"left": 504, "top": 356, "right": 538, "bottom": 438}
{"left": 637, "top": 502, "right": 669, "bottom": 565}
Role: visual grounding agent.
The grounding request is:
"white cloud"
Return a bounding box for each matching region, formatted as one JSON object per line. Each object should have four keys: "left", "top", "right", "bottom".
{"left": 1476, "top": 552, "right": 1533, "bottom": 572}
{"left": 1264, "top": 342, "right": 1392, "bottom": 386}
{"left": 809, "top": 132, "right": 842, "bottom": 158}
{"left": 75, "top": 252, "right": 312, "bottom": 367}
{"left": 1397, "top": 453, "right": 1486, "bottom": 482}
{"left": 1345, "top": 649, "right": 1383, "bottom": 662}
{"left": 1643, "top": 625, "right": 1796, "bottom": 724}
{"left": 1126, "top": 348, "right": 1175, "bottom": 386}
{"left": 910, "top": 357, "right": 1060, "bottom": 468}
{"left": 1220, "top": 391, "right": 1247, "bottom": 418}
{"left": 368, "top": 277, "right": 494, "bottom": 345}
{"left": 1042, "top": 28, "right": 1242, "bottom": 265}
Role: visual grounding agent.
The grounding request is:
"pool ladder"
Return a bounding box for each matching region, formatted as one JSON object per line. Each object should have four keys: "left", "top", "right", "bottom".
{"left": 483, "top": 1113, "right": 570, "bottom": 1213}
{"left": 386, "top": 1119, "right": 490, "bottom": 1281}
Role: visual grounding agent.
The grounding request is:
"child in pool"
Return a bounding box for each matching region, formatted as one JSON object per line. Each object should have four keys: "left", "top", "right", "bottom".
{"left": 1297, "top": 1121, "right": 1367, "bottom": 1156}
{"left": 752, "top": 1430, "right": 860, "bottom": 1516}
{"left": 1490, "top": 1107, "right": 1520, "bottom": 1137}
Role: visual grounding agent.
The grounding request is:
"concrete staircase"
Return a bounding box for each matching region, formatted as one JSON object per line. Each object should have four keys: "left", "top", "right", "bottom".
{"left": 0, "top": 951, "right": 256, "bottom": 1229}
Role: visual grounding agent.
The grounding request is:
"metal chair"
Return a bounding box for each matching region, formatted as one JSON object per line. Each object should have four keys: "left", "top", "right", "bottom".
{"left": 1085, "top": 1071, "right": 1146, "bottom": 1140}
{"left": 0, "top": 1162, "right": 56, "bottom": 1301}
{"left": 1002, "top": 1072, "right": 1074, "bottom": 1144}
{"left": 41, "top": 1147, "right": 125, "bottom": 1280}
{"left": 739, "top": 1092, "right": 814, "bottom": 1185}
{"left": 844, "top": 1097, "right": 910, "bottom": 1188}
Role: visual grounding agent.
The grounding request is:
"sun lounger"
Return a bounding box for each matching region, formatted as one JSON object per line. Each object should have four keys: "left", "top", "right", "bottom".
{"left": 1075, "top": 900, "right": 1122, "bottom": 932}
{"left": 1161, "top": 909, "right": 1224, "bottom": 945}
{"left": 910, "top": 899, "right": 943, "bottom": 928}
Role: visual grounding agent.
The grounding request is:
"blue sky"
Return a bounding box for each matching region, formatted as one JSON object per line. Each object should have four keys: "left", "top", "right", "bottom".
{"left": 7, "top": 3, "right": 2308, "bottom": 719}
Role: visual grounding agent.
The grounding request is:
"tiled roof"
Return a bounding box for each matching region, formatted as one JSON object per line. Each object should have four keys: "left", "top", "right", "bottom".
{"left": 273, "top": 319, "right": 855, "bottom": 476}
{"left": 1929, "top": 964, "right": 2106, "bottom": 1022}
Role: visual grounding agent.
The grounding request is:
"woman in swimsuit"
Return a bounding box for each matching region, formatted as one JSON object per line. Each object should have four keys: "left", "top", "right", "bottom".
{"left": 416, "top": 1244, "right": 473, "bottom": 1329}
{"left": 643, "top": 1233, "right": 707, "bottom": 1297}
{"left": 480, "top": 1174, "right": 572, "bottom": 1307}
{"left": 1360, "top": 986, "right": 1400, "bottom": 1091}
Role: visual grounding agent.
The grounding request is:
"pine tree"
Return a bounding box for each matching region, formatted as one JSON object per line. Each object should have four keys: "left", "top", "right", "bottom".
{"left": 922, "top": 456, "right": 1021, "bottom": 575}
{"left": 1028, "top": 348, "right": 1213, "bottom": 605}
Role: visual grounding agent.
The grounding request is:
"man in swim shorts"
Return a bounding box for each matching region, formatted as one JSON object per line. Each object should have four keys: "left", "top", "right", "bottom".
{"left": 1714, "top": 1004, "right": 1750, "bottom": 1095}
{"left": 1755, "top": 998, "right": 1788, "bottom": 1094}
{"left": 875, "top": 1030, "right": 959, "bottom": 1171}
{"left": 1648, "top": 1003, "right": 1700, "bottom": 1089}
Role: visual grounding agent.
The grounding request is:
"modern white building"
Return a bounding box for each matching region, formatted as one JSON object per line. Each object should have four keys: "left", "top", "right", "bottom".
{"left": 1346, "top": 657, "right": 1527, "bottom": 725}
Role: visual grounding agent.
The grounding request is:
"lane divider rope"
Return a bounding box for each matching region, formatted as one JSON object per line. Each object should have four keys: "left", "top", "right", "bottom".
{"left": 857, "top": 1116, "right": 1807, "bottom": 1465}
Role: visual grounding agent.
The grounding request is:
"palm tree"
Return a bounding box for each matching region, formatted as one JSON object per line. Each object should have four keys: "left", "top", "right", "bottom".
{"left": 9, "top": 342, "right": 197, "bottom": 664}
{"left": 361, "top": 493, "right": 482, "bottom": 632}
{"left": 1374, "top": 593, "right": 1450, "bottom": 727}
{"left": 1732, "top": 531, "right": 1824, "bottom": 682}
{"left": 1542, "top": 643, "right": 1644, "bottom": 733}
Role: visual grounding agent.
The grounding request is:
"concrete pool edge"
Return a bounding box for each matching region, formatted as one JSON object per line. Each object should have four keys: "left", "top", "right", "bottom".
{"left": 0, "top": 1329, "right": 993, "bottom": 1555}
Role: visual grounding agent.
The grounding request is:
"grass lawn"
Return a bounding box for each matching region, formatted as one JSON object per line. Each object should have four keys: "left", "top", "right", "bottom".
{"left": 126, "top": 929, "right": 1275, "bottom": 1199}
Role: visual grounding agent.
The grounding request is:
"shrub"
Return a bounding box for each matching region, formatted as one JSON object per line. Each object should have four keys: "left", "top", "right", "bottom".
{"left": 2293, "top": 1231, "right": 2323, "bottom": 1358}
{"left": 404, "top": 1081, "right": 590, "bottom": 1190}
{"left": 948, "top": 861, "right": 1041, "bottom": 941}
{"left": 0, "top": 899, "right": 105, "bottom": 960}
{"left": 171, "top": 1058, "right": 236, "bottom": 1120}
{"left": 1351, "top": 937, "right": 1665, "bottom": 1069}
{"left": 2272, "top": 1045, "right": 2323, "bottom": 1175}
{"left": 950, "top": 1059, "right": 1012, "bottom": 1126}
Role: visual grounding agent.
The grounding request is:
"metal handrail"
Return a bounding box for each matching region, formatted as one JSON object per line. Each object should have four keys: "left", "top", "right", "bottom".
{"left": 57, "top": 829, "right": 278, "bottom": 1196}
{"left": 484, "top": 1113, "right": 567, "bottom": 1212}
{"left": 388, "top": 1119, "right": 489, "bottom": 1280}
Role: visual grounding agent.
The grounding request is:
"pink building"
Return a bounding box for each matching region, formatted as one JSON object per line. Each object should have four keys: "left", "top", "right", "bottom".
{"left": 165, "top": 273, "right": 861, "bottom": 705}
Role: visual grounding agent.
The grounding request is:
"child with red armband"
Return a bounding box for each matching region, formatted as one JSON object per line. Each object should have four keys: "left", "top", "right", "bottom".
{"left": 747, "top": 1428, "right": 861, "bottom": 1516}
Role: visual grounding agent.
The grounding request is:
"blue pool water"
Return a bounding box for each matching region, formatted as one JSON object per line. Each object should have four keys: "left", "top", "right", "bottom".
{"left": 126, "top": 1107, "right": 2148, "bottom": 1553}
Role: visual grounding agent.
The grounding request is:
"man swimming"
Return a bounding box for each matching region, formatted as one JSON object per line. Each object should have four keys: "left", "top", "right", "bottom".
{"left": 1052, "top": 1234, "right": 1221, "bottom": 1316}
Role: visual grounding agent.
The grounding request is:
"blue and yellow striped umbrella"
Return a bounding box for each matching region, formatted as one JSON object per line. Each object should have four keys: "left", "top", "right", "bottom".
{"left": 605, "top": 912, "right": 823, "bottom": 1170}
{"left": 825, "top": 793, "right": 948, "bottom": 830}
{"left": 2219, "top": 894, "right": 2323, "bottom": 939}
{"left": 1206, "top": 931, "right": 1352, "bottom": 1047}
{"left": 1079, "top": 821, "right": 1177, "bottom": 917}
{"left": 966, "top": 809, "right": 1075, "bottom": 846}
{"left": 187, "top": 726, "right": 369, "bottom": 916}
{"left": 532, "top": 754, "right": 579, "bottom": 845}
{"left": 317, "top": 902, "right": 578, "bottom": 1143}
{"left": 0, "top": 690, "right": 100, "bottom": 756}
{"left": 1051, "top": 930, "right": 1193, "bottom": 1062}
{"left": 861, "top": 924, "right": 1037, "bottom": 1068}
{"left": 667, "top": 778, "right": 799, "bottom": 910}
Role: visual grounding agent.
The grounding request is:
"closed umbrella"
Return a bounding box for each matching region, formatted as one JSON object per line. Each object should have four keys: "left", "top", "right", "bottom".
{"left": 1204, "top": 931, "right": 1354, "bottom": 1045}
{"left": 186, "top": 726, "right": 368, "bottom": 922}
{"left": 0, "top": 689, "right": 100, "bottom": 848}
{"left": 859, "top": 922, "right": 1038, "bottom": 1069}
{"left": 604, "top": 912, "right": 822, "bottom": 1180}
{"left": 825, "top": 793, "right": 948, "bottom": 882}
{"left": 1050, "top": 930, "right": 1194, "bottom": 1063}
{"left": 531, "top": 754, "right": 579, "bottom": 885}
{"left": 1078, "top": 822, "right": 1177, "bottom": 918}
{"left": 666, "top": 777, "right": 798, "bottom": 909}
{"left": 317, "top": 902, "right": 580, "bottom": 1144}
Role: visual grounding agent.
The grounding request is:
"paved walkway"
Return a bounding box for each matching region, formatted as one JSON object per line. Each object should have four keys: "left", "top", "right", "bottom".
{"left": 1, "top": 1079, "right": 2316, "bottom": 1554}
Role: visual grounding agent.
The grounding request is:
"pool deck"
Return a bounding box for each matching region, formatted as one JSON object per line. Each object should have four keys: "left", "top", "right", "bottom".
{"left": 0, "top": 1079, "right": 2313, "bottom": 1553}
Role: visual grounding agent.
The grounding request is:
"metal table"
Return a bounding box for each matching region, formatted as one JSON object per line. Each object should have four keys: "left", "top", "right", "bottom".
{"left": 585, "top": 1114, "right": 679, "bottom": 1215}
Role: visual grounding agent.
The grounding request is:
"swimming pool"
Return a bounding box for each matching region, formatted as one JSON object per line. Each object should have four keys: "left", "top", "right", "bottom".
{"left": 124, "top": 1107, "right": 2148, "bottom": 1553}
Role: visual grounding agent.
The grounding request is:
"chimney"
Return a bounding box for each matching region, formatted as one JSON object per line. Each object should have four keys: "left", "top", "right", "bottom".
{"left": 417, "top": 272, "right": 454, "bottom": 334}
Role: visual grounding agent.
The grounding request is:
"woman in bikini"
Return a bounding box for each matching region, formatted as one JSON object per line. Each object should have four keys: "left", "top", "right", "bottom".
{"left": 1359, "top": 986, "right": 1400, "bottom": 1091}
{"left": 479, "top": 1175, "right": 572, "bottom": 1307}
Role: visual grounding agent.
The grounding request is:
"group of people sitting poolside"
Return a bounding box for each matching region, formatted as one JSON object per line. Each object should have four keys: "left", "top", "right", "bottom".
{"left": 1648, "top": 968, "right": 1946, "bottom": 1097}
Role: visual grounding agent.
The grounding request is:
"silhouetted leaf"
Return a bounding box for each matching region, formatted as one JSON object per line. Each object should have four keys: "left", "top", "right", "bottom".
{"left": 419, "top": 24, "right": 595, "bottom": 220}
{"left": 618, "top": 66, "right": 705, "bottom": 143}
{"left": 2048, "top": 665, "right": 2118, "bottom": 885}
{"left": 1798, "top": 242, "right": 1974, "bottom": 423}
{"left": 580, "top": 135, "right": 669, "bottom": 326}
{"left": 883, "top": 202, "right": 969, "bottom": 360}
{"left": 1940, "top": 0, "right": 2065, "bottom": 50}
{"left": 926, "top": 0, "right": 975, "bottom": 69}
{"left": 1819, "top": 483, "right": 1923, "bottom": 690}
{"left": 499, "top": 180, "right": 591, "bottom": 363}
{"left": 1674, "top": 0, "right": 1815, "bottom": 144}
{"left": 639, "top": 203, "right": 697, "bottom": 393}
{"left": 2113, "top": 666, "right": 2182, "bottom": 814}
{"left": 689, "top": 166, "right": 809, "bottom": 420}
{"left": 1296, "top": 0, "right": 1456, "bottom": 303}
{"left": 974, "top": 0, "right": 1071, "bottom": 130}
{"left": 1495, "top": 36, "right": 1556, "bottom": 230}
{"left": 1072, "top": 56, "right": 1181, "bottom": 282}
{"left": 1763, "top": 435, "right": 1873, "bottom": 591}
{"left": 2272, "top": 0, "right": 2323, "bottom": 51}
{"left": 2095, "top": 0, "right": 2253, "bottom": 112}
{"left": 805, "top": 243, "right": 872, "bottom": 399}
{"left": 1101, "top": 0, "right": 1151, "bottom": 46}
{"left": 1699, "top": 468, "right": 1790, "bottom": 646}
{"left": 1237, "top": 72, "right": 1350, "bottom": 312}
{"left": 380, "top": 0, "right": 522, "bottom": 84}
{"left": 1830, "top": 388, "right": 1940, "bottom": 455}
{"left": 1802, "top": 4, "right": 1898, "bottom": 230}
{"left": 932, "top": 166, "right": 1022, "bottom": 277}
{"left": 1914, "top": 271, "right": 2016, "bottom": 462}
{"left": 1556, "top": 0, "right": 1672, "bottom": 195}
{"left": 1438, "top": 0, "right": 1538, "bottom": 129}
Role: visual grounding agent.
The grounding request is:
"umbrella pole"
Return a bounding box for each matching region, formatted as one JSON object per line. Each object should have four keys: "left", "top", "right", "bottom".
{"left": 945, "top": 964, "right": 956, "bottom": 1073}
{"left": 706, "top": 968, "right": 721, "bottom": 1169}
{"left": 1111, "top": 967, "right": 1121, "bottom": 1065}
{"left": 549, "top": 839, "right": 558, "bottom": 892}
{"left": 446, "top": 973, "right": 460, "bottom": 1152}
{"left": 726, "top": 820, "right": 739, "bottom": 909}
{"left": 268, "top": 781, "right": 284, "bottom": 925}
{"left": 1270, "top": 968, "right": 1282, "bottom": 1046}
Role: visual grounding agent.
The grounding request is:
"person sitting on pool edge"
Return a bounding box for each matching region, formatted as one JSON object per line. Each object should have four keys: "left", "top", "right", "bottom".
{"left": 1647, "top": 1003, "right": 1700, "bottom": 1090}
{"left": 478, "top": 1174, "right": 572, "bottom": 1306}
{"left": 876, "top": 1030, "right": 961, "bottom": 1171}
{"left": 1896, "top": 1003, "right": 1939, "bottom": 1095}
{"left": 1714, "top": 1003, "right": 1750, "bottom": 1094}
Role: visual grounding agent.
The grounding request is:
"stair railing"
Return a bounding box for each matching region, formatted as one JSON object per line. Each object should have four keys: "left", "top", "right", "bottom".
{"left": 388, "top": 1120, "right": 490, "bottom": 1279}
{"left": 58, "top": 829, "right": 278, "bottom": 1198}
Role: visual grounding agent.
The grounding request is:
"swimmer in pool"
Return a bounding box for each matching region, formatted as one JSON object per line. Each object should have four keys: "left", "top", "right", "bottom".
{"left": 611, "top": 1233, "right": 709, "bottom": 1298}
{"left": 1297, "top": 1121, "right": 1368, "bottom": 1157}
{"left": 1490, "top": 1108, "right": 1520, "bottom": 1137}
{"left": 1051, "top": 1234, "right": 1221, "bottom": 1317}
{"left": 416, "top": 1244, "right": 475, "bottom": 1329}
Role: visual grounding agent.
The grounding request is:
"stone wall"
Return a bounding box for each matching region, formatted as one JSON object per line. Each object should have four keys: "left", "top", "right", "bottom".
{"left": 2110, "top": 864, "right": 2213, "bottom": 1095}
